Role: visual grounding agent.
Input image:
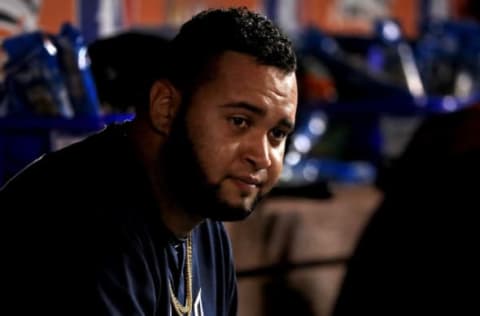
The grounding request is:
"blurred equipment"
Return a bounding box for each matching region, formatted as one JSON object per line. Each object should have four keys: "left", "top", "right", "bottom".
{"left": 1, "top": 22, "right": 100, "bottom": 117}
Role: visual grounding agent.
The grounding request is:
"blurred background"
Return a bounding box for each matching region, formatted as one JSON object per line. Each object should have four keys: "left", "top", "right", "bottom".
{"left": 1, "top": 1, "right": 479, "bottom": 315}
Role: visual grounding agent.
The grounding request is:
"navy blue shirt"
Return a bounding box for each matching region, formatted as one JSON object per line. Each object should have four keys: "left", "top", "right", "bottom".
{"left": 0, "top": 123, "right": 237, "bottom": 316}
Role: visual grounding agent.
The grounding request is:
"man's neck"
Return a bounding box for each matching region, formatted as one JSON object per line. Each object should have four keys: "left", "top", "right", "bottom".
{"left": 129, "top": 117, "right": 204, "bottom": 238}
{"left": 155, "top": 194, "right": 204, "bottom": 238}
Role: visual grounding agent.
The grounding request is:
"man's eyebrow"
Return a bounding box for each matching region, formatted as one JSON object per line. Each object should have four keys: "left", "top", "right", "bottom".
{"left": 221, "top": 102, "right": 265, "bottom": 115}
{"left": 278, "top": 118, "right": 295, "bottom": 132}
{"left": 222, "top": 102, "right": 295, "bottom": 131}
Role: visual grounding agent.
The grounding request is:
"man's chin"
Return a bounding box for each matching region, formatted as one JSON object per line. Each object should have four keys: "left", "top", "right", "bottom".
{"left": 204, "top": 203, "right": 254, "bottom": 222}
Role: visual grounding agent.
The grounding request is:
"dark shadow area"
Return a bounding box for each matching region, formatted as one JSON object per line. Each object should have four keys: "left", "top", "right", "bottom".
{"left": 333, "top": 104, "right": 480, "bottom": 315}
{"left": 264, "top": 278, "right": 316, "bottom": 316}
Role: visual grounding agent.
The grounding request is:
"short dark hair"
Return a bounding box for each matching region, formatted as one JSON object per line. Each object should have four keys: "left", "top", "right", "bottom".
{"left": 166, "top": 7, "right": 297, "bottom": 95}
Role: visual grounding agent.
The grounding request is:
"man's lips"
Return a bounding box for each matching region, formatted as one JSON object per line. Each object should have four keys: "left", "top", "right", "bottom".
{"left": 235, "top": 175, "right": 262, "bottom": 186}
{"left": 229, "top": 175, "right": 263, "bottom": 192}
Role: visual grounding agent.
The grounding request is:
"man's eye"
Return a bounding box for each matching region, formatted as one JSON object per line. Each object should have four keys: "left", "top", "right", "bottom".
{"left": 229, "top": 117, "right": 249, "bottom": 128}
{"left": 270, "top": 128, "right": 287, "bottom": 140}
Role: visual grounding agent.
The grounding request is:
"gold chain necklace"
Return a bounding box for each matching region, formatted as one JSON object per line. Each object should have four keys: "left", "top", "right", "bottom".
{"left": 168, "top": 233, "right": 193, "bottom": 316}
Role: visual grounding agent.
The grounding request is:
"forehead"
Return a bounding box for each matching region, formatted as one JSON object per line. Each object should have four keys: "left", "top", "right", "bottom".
{"left": 195, "top": 51, "right": 298, "bottom": 120}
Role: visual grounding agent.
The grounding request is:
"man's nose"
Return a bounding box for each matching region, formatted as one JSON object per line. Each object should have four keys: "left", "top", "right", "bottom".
{"left": 244, "top": 134, "right": 272, "bottom": 170}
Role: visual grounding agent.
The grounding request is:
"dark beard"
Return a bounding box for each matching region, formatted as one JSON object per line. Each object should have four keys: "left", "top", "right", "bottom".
{"left": 162, "top": 104, "right": 261, "bottom": 221}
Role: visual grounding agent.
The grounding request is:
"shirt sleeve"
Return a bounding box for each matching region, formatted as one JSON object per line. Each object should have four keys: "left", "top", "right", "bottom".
{"left": 226, "top": 253, "right": 238, "bottom": 316}
{"left": 220, "top": 222, "right": 238, "bottom": 316}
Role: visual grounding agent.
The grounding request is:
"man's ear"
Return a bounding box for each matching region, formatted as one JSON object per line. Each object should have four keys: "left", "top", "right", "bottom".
{"left": 149, "top": 80, "right": 181, "bottom": 135}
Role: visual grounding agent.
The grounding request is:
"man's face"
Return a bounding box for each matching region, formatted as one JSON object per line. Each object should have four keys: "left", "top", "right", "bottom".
{"left": 165, "top": 51, "right": 297, "bottom": 221}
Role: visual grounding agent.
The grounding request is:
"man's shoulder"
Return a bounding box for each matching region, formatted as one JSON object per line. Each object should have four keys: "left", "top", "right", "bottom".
{"left": 1, "top": 122, "right": 131, "bottom": 193}
{"left": 196, "top": 220, "right": 233, "bottom": 260}
{"left": 199, "top": 219, "right": 229, "bottom": 239}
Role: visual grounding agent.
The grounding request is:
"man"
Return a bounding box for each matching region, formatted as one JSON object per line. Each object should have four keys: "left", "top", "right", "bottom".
{"left": 0, "top": 7, "right": 298, "bottom": 316}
